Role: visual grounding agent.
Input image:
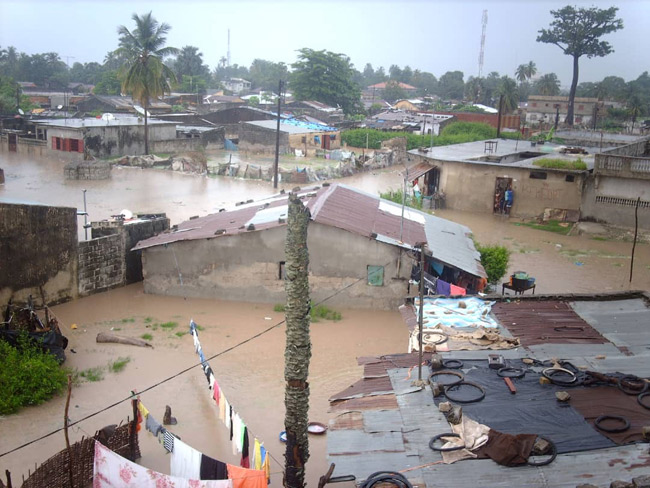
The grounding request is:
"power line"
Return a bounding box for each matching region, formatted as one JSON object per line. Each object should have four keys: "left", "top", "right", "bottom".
{"left": 0, "top": 259, "right": 393, "bottom": 459}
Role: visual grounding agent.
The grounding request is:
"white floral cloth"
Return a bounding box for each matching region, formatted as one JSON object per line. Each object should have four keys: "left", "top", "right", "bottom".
{"left": 93, "top": 440, "right": 233, "bottom": 488}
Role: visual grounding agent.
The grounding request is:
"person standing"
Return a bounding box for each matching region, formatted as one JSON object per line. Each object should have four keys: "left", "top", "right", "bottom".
{"left": 504, "top": 186, "right": 514, "bottom": 215}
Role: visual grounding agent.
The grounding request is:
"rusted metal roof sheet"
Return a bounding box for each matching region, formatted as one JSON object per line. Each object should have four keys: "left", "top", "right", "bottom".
{"left": 329, "top": 394, "right": 398, "bottom": 412}
{"left": 406, "top": 162, "right": 436, "bottom": 182}
{"left": 329, "top": 411, "right": 364, "bottom": 430}
{"left": 328, "top": 376, "right": 393, "bottom": 402}
{"left": 492, "top": 300, "right": 608, "bottom": 346}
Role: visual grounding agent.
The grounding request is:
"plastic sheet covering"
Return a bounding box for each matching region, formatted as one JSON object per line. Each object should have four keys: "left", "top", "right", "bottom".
{"left": 415, "top": 297, "right": 499, "bottom": 329}
{"left": 433, "top": 359, "right": 617, "bottom": 454}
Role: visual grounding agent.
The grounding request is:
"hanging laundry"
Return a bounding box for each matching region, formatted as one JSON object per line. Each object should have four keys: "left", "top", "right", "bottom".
{"left": 241, "top": 427, "right": 250, "bottom": 468}
{"left": 145, "top": 413, "right": 163, "bottom": 437}
{"left": 436, "top": 279, "right": 451, "bottom": 297}
{"left": 213, "top": 378, "right": 220, "bottom": 404}
{"left": 253, "top": 438, "right": 262, "bottom": 471}
{"left": 163, "top": 430, "right": 176, "bottom": 453}
{"left": 259, "top": 445, "right": 271, "bottom": 485}
{"left": 94, "top": 441, "right": 232, "bottom": 488}
{"left": 171, "top": 438, "right": 203, "bottom": 480}
{"left": 201, "top": 454, "right": 229, "bottom": 480}
{"left": 219, "top": 394, "right": 228, "bottom": 423}
{"left": 450, "top": 284, "right": 466, "bottom": 296}
{"left": 227, "top": 464, "right": 268, "bottom": 488}
{"left": 137, "top": 401, "right": 150, "bottom": 420}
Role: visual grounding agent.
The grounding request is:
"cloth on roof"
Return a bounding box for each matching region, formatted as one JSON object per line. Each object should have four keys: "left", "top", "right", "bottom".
{"left": 476, "top": 430, "right": 537, "bottom": 466}
{"left": 436, "top": 279, "right": 450, "bottom": 297}
{"left": 408, "top": 325, "right": 520, "bottom": 353}
{"left": 94, "top": 440, "right": 232, "bottom": 488}
{"left": 440, "top": 416, "right": 491, "bottom": 464}
{"left": 227, "top": 464, "right": 268, "bottom": 488}
{"left": 414, "top": 297, "right": 499, "bottom": 329}
{"left": 170, "top": 438, "right": 202, "bottom": 479}
{"left": 449, "top": 284, "right": 466, "bottom": 296}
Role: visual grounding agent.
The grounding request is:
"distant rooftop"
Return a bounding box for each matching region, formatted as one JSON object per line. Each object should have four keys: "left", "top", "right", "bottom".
{"left": 369, "top": 81, "right": 417, "bottom": 90}
{"left": 409, "top": 139, "right": 594, "bottom": 171}
{"left": 32, "top": 117, "right": 174, "bottom": 129}
{"left": 245, "top": 119, "right": 338, "bottom": 134}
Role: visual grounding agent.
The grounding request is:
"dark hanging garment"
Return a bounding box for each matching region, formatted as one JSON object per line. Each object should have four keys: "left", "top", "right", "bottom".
{"left": 229, "top": 405, "right": 234, "bottom": 440}
{"left": 200, "top": 454, "right": 228, "bottom": 480}
{"left": 240, "top": 427, "right": 250, "bottom": 468}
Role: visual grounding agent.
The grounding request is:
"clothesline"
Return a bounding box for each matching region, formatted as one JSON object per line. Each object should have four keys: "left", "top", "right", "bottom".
{"left": 189, "top": 319, "right": 276, "bottom": 476}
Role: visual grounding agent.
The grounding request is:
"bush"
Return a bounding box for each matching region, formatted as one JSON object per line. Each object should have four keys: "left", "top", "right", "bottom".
{"left": 476, "top": 244, "right": 511, "bottom": 284}
{"left": 533, "top": 158, "right": 587, "bottom": 170}
{"left": 379, "top": 188, "right": 422, "bottom": 210}
{"left": 311, "top": 305, "right": 342, "bottom": 322}
{"left": 0, "top": 335, "right": 68, "bottom": 414}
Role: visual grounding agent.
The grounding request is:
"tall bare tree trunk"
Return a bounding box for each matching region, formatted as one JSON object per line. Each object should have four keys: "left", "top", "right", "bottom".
{"left": 566, "top": 55, "right": 580, "bottom": 126}
{"left": 284, "top": 192, "right": 311, "bottom": 488}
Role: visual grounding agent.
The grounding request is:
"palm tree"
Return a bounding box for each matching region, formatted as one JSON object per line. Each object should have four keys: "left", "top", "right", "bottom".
{"left": 515, "top": 64, "right": 527, "bottom": 83}
{"left": 117, "top": 12, "right": 178, "bottom": 155}
{"left": 497, "top": 76, "right": 519, "bottom": 113}
{"left": 536, "top": 73, "right": 560, "bottom": 96}
{"left": 525, "top": 61, "right": 537, "bottom": 80}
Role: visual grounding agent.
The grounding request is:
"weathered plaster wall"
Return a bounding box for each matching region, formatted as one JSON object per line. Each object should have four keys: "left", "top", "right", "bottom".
{"left": 64, "top": 161, "right": 111, "bottom": 180}
{"left": 0, "top": 134, "right": 48, "bottom": 157}
{"left": 0, "top": 203, "right": 78, "bottom": 305}
{"left": 238, "top": 123, "right": 290, "bottom": 154}
{"left": 83, "top": 124, "right": 177, "bottom": 158}
{"left": 581, "top": 175, "right": 650, "bottom": 229}
{"left": 288, "top": 131, "right": 340, "bottom": 156}
{"left": 78, "top": 233, "right": 125, "bottom": 296}
{"left": 141, "top": 223, "right": 408, "bottom": 309}
{"left": 414, "top": 156, "right": 585, "bottom": 218}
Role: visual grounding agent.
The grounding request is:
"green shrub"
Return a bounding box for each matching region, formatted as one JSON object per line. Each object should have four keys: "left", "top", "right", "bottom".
{"left": 141, "top": 333, "right": 153, "bottom": 341}
{"left": 476, "top": 244, "right": 511, "bottom": 284}
{"left": 80, "top": 367, "right": 104, "bottom": 382}
{"left": 533, "top": 158, "right": 587, "bottom": 170}
{"left": 109, "top": 357, "right": 130, "bottom": 373}
{"left": 0, "top": 335, "right": 68, "bottom": 414}
{"left": 379, "top": 188, "right": 422, "bottom": 210}
{"left": 160, "top": 321, "right": 178, "bottom": 329}
{"left": 273, "top": 304, "right": 286, "bottom": 312}
{"left": 311, "top": 305, "right": 342, "bottom": 322}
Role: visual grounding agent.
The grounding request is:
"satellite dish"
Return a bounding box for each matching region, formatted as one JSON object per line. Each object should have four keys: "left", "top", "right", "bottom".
{"left": 101, "top": 113, "right": 115, "bottom": 121}
{"left": 57, "top": 105, "right": 63, "bottom": 110}
{"left": 133, "top": 105, "right": 151, "bottom": 117}
{"left": 120, "top": 209, "right": 133, "bottom": 220}
{"left": 17, "top": 108, "right": 24, "bottom": 115}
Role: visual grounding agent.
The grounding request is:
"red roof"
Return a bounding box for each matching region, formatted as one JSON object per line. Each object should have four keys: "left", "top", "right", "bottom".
{"left": 368, "top": 82, "right": 417, "bottom": 90}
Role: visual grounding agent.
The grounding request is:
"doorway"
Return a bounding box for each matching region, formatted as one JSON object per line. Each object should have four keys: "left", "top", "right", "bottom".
{"left": 493, "top": 177, "right": 512, "bottom": 214}
{"left": 423, "top": 167, "right": 440, "bottom": 196}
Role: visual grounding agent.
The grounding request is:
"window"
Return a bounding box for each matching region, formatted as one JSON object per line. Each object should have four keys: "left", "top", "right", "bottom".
{"left": 278, "top": 261, "right": 286, "bottom": 280}
{"left": 578, "top": 104, "right": 584, "bottom": 110}
{"left": 69, "top": 139, "right": 79, "bottom": 152}
{"left": 565, "top": 174, "right": 575, "bottom": 182}
{"left": 367, "top": 265, "right": 384, "bottom": 286}
{"left": 529, "top": 171, "right": 547, "bottom": 180}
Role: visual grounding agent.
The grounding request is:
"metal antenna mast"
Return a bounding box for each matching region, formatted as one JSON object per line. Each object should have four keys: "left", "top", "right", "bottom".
{"left": 227, "top": 29, "right": 231, "bottom": 67}
{"left": 478, "top": 10, "right": 488, "bottom": 77}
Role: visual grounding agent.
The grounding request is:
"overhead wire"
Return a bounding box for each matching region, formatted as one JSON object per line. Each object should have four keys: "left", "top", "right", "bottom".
{"left": 0, "top": 258, "right": 394, "bottom": 460}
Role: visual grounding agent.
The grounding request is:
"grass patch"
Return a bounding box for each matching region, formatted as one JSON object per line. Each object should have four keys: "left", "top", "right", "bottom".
{"left": 160, "top": 321, "right": 178, "bottom": 330}
{"left": 141, "top": 333, "right": 153, "bottom": 341}
{"left": 175, "top": 331, "right": 187, "bottom": 338}
{"left": 195, "top": 324, "right": 205, "bottom": 331}
{"left": 533, "top": 158, "right": 587, "bottom": 170}
{"left": 591, "top": 236, "right": 609, "bottom": 241}
{"left": 311, "top": 305, "right": 342, "bottom": 322}
{"left": 379, "top": 188, "right": 422, "bottom": 210}
{"left": 519, "top": 220, "right": 573, "bottom": 235}
{"left": 274, "top": 304, "right": 286, "bottom": 312}
{"left": 79, "top": 367, "right": 104, "bottom": 382}
{"left": 121, "top": 317, "right": 135, "bottom": 323}
{"left": 109, "top": 357, "right": 130, "bottom": 373}
{"left": 144, "top": 317, "right": 153, "bottom": 324}
{"left": 112, "top": 327, "right": 121, "bottom": 331}
{"left": 0, "top": 334, "right": 68, "bottom": 414}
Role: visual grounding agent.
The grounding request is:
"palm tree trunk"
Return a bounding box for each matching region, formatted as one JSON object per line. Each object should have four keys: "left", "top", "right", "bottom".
{"left": 566, "top": 55, "right": 580, "bottom": 126}
{"left": 284, "top": 192, "right": 311, "bottom": 488}
{"left": 144, "top": 99, "right": 149, "bottom": 155}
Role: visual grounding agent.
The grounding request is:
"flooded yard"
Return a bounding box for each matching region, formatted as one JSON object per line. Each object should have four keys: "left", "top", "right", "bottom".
{"left": 1, "top": 151, "right": 649, "bottom": 485}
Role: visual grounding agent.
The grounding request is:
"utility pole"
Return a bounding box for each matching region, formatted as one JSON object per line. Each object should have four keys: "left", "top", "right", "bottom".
{"left": 418, "top": 243, "right": 426, "bottom": 382}
{"left": 273, "top": 79, "right": 284, "bottom": 189}
{"left": 284, "top": 192, "right": 311, "bottom": 488}
{"left": 496, "top": 94, "right": 503, "bottom": 138}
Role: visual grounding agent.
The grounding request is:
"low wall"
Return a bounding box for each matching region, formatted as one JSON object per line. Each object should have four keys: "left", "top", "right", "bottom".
{"left": 581, "top": 174, "right": 650, "bottom": 229}
{"left": 64, "top": 161, "right": 111, "bottom": 180}
{"left": 0, "top": 203, "right": 78, "bottom": 305}
{"left": 150, "top": 138, "right": 204, "bottom": 153}
{"left": 0, "top": 135, "right": 48, "bottom": 157}
{"left": 78, "top": 233, "right": 125, "bottom": 296}
{"left": 601, "top": 138, "right": 650, "bottom": 157}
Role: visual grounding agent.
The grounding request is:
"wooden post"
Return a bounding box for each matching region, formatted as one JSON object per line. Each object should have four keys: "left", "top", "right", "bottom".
{"left": 131, "top": 398, "right": 138, "bottom": 461}
{"left": 630, "top": 197, "right": 640, "bottom": 283}
{"left": 273, "top": 80, "right": 283, "bottom": 189}
{"left": 63, "top": 375, "right": 74, "bottom": 488}
{"left": 418, "top": 243, "right": 426, "bottom": 381}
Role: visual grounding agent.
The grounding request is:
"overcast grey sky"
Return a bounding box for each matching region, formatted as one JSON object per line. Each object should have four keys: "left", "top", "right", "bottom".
{"left": 1, "top": 0, "right": 648, "bottom": 87}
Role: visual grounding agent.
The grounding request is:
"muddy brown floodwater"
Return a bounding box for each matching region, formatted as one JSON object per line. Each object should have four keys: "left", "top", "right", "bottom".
{"left": 1, "top": 151, "right": 649, "bottom": 486}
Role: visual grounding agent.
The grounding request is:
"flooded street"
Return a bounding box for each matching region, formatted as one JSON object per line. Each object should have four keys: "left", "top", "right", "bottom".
{"left": 1, "top": 151, "right": 650, "bottom": 485}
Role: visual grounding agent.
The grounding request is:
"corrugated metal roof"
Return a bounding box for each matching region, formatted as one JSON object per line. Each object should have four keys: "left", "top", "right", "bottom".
{"left": 134, "top": 183, "right": 486, "bottom": 279}
{"left": 406, "top": 162, "right": 436, "bottom": 182}
{"left": 329, "top": 394, "right": 398, "bottom": 412}
{"left": 492, "top": 301, "right": 609, "bottom": 346}
{"left": 244, "top": 119, "right": 338, "bottom": 134}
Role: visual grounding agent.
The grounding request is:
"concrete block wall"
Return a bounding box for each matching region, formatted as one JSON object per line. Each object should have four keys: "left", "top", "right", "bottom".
{"left": 78, "top": 233, "right": 125, "bottom": 296}
{"left": 64, "top": 161, "right": 111, "bottom": 180}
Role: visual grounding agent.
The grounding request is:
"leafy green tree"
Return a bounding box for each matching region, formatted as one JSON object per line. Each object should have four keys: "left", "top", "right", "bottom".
{"left": 173, "top": 46, "right": 210, "bottom": 81}
{"left": 464, "top": 76, "right": 484, "bottom": 103}
{"left": 117, "top": 12, "right": 179, "bottom": 154}
{"left": 93, "top": 70, "right": 122, "bottom": 95}
{"left": 389, "top": 64, "right": 402, "bottom": 81}
{"left": 383, "top": 80, "right": 407, "bottom": 103}
{"left": 437, "top": 70, "right": 464, "bottom": 100}
{"left": 515, "top": 64, "right": 528, "bottom": 83}
{"left": 537, "top": 5, "right": 623, "bottom": 125}
{"left": 247, "top": 95, "right": 260, "bottom": 107}
{"left": 0, "top": 76, "right": 34, "bottom": 112}
{"left": 0, "top": 46, "right": 20, "bottom": 78}
{"left": 180, "top": 75, "right": 207, "bottom": 97}
{"left": 290, "top": 48, "right": 362, "bottom": 115}
{"left": 598, "top": 75, "right": 627, "bottom": 101}
{"left": 411, "top": 70, "right": 437, "bottom": 97}
{"left": 535, "top": 73, "right": 561, "bottom": 96}
{"left": 475, "top": 244, "right": 511, "bottom": 284}
{"left": 248, "top": 58, "right": 288, "bottom": 91}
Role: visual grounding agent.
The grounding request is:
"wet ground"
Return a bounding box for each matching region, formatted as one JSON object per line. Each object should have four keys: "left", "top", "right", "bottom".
{"left": 1, "top": 150, "right": 650, "bottom": 485}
